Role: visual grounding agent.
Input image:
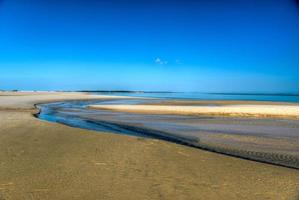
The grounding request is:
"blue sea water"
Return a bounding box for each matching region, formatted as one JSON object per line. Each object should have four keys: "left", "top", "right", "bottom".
{"left": 93, "top": 92, "right": 299, "bottom": 103}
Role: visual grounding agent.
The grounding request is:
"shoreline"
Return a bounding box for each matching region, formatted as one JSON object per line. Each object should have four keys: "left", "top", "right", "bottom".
{"left": 89, "top": 104, "right": 299, "bottom": 119}
{"left": 1, "top": 92, "right": 299, "bottom": 199}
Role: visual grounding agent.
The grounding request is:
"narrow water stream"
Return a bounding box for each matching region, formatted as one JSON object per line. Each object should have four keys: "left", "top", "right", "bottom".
{"left": 36, "top": 98, "right": 299, "bottom": 169}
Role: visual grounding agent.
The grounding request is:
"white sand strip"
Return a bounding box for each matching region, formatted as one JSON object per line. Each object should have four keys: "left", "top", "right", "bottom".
{"left": 89, "top": 104, "right": 299, "bottom": 118}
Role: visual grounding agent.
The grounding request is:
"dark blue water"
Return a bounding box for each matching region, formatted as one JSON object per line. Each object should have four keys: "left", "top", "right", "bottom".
{"left": 93, "top": 92, "right": 299, "bottom": 103}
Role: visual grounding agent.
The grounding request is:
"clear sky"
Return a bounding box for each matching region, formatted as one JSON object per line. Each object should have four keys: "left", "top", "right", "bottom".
{"left": 0, "top": 0, "right": 299, "bottom": 92}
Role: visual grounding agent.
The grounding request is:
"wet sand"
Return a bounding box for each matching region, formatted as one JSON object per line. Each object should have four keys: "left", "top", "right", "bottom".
{"left": 1, "top": 92, "right": 299, "bottom": 200}
{"left": 43, "top": 99, "right": 299, "bottom": 168}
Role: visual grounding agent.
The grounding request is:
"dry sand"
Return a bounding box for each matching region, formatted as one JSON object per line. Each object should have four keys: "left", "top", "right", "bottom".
{"left": 0, "top": 91, "right": 128, "bottom": 110}
{"left": 0, "top": 92, "right": 299, "bottom": 200}
{"left": 89, "top": 104, "right": 299, "bottom": 119}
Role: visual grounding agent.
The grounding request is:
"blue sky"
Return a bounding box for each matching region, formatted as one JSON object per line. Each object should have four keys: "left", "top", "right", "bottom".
{"left": 0, "top": 0, "right": 299, "bottom": 92}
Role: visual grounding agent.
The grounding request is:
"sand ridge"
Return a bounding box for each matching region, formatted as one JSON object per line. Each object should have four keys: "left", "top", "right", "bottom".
{"left": 89, "top": 104, "right": 299, "bottom": 119}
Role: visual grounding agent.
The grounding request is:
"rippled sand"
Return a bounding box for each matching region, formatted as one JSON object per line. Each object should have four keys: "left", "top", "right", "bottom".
{"left": 1, "top": 92, "right": 299, "bottom": 200}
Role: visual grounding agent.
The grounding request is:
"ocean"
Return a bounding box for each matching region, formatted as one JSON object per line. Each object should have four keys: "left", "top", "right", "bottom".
{"left": 93, "top": 92, "right": 299, "bottom": 103}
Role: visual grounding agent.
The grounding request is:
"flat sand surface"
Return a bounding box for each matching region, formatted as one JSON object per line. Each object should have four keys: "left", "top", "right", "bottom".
{"left": 90, "top": 104, "right": 299, "bottom": 119}
{"left": 0, "top": 91, "right": 128, "bottom": 110}
{"left": 1, "top": 92, "right": 299, "bottom": 200}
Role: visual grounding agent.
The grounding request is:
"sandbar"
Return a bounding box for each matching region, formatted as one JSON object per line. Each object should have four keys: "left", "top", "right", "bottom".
{"left": 89, "top": 103, "right": 299, "bottom": 119}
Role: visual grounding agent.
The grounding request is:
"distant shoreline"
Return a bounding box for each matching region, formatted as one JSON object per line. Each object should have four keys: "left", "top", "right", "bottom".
{"left": 208, "top": 92, "right": 299, "bottom": 96}
{"left": 2, "top": 90, "right": 298, "bottom": 96}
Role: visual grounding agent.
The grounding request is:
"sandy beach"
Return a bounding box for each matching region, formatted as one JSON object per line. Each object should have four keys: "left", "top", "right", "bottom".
{"left": 89, "top": 104, "right": 299, "bottom": 119}
{"left": 0, "top": 92, "right": 299, "bottom": 200}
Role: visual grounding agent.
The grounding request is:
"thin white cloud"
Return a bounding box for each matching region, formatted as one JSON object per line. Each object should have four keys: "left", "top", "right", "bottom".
{"left": 155, "top": 57, "right": 168, "bottom": 65}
